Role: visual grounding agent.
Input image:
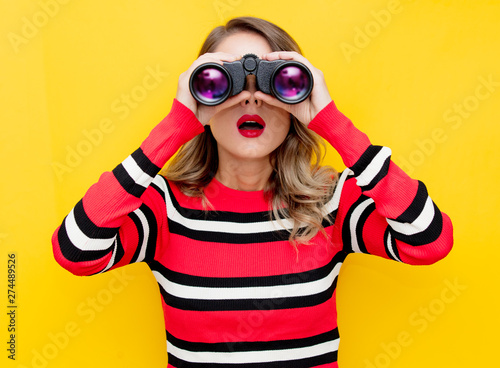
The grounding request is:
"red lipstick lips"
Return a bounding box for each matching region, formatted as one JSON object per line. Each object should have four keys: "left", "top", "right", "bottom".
{"left": 237, "top": 114, "right": 266, "bottom": 138}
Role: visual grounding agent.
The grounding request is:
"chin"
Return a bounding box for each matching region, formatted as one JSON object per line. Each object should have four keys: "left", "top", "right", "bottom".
{"left": 234, "top": 146, "right": 271, "bottom": 160}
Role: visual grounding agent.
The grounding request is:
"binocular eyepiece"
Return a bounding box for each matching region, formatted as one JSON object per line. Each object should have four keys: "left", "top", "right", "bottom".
{"left": 189, "top": 53, "right": 313, "bottom": 106}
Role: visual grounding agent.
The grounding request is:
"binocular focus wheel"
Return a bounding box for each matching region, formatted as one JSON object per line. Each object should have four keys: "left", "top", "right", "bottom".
{"left": 189, "top": 63, "right": 232, "bottom": 106}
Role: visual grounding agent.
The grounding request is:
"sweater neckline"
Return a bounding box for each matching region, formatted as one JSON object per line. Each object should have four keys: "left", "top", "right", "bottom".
{"left": 208, "top": 177, "right": 267, "bottom": 200}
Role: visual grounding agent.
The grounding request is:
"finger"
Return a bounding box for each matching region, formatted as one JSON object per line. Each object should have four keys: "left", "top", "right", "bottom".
{"left": 254, "top": 91, "right": 291, "bottom": 112}
{"left": 198, "top": 52, "right": 241, "bottom": 65}
{"left": 200, "top": 91, "right": 252, "bottom": 126}
{"left": 215, "top": 91, "right": 252, "bottom": 112}
{"left": 185, "top": 53, "right": 240, "bottom": 76}
{"left": 261, "top": 52, "right": 316, "bottom": 73}
{"left": 261, "top": 51, "right": 300, "bottom": 61}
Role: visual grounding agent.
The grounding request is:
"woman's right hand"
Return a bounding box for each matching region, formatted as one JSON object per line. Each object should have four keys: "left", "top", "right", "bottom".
{"left": 175, "top": 52, "right": 251, "bottom": 126}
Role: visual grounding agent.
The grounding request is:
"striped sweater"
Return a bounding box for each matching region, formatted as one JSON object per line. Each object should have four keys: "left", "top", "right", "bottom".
{"left": 52, "top": 99, "right": 453, "bottom": 367}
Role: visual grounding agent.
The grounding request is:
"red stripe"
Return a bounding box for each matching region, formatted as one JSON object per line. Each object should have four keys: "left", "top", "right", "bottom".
{"left": 163, "top": 291, "right": 338, "bottom": 343}
{"left": 163, "top": 232, "right": 337, "bottom": 277}
{"left": 168, "top": 178, "right": 271, "bottom": 213}
{"left": 364, "top": 161, "right": 419, "bottom": 219}
{"left": 363, "top": 207, "right": 393, "bottom": 259}
{"left": 313, "top": 363, "right": 339, "bottom": 368}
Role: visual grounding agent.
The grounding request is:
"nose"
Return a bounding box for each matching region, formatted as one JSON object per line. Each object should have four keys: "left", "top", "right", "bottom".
{"left": 240, "top": 75, "right": 263, "bottom": 107}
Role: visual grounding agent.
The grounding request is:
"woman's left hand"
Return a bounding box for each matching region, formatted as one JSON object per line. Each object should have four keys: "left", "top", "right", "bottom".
{"left": 255, "top": 51, "right": 333, "bottom": 126}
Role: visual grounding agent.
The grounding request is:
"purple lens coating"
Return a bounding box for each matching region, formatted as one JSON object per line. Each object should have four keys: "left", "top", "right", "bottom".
{"left": 273, "top": 65, "right": 310, "bottom": 102}
{"left": 192, "top": 67, "right": 229, "bottom": 103}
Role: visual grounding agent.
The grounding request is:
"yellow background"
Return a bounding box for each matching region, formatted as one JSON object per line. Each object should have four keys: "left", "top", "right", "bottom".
{"left": 1, "top": 0, "right": 498, "bottom": 367}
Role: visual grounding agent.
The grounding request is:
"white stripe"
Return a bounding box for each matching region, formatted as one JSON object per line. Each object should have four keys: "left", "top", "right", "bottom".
{"left": 323, "top": 169, "right": 351, "bottom": 215}
{"left": 349, "top": 198, "right": 374, "bottom": 253}
{"left": 132, "top": 208, "right": 150, "bottom": 263}
{"left": 162, "top": 181, "right": 296, "bottom": 234}
{"left": 158, "top": 174, "right": 341, "bottom": 235}
{"left": 355, "top": 147, "right": 392, "bottom": 187}
{"left": 121, "top": 155, "right": 155, "bottom": 188}
{"left": 152, "top": 175, "right": 168, "bottom": 193}
{"left": 153, "top": 262, "right": 341, "bottom": 301}
{"left": 167, "top": 338, "right": 339, "bottom": 364}
{"left": 386, "top": 196, "right": 435, "bottom": 236}
{"left": 100, "top": 240, "right": 118, "bottom": 273}
{"left": 385, "top": 231, "right": 401, "bottom": 262}
{"left": 65, "top": 208, "right": 116, "bottom": 251}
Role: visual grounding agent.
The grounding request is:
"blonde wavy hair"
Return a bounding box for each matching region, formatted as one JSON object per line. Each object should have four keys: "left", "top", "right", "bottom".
{"left": 161, "top": 16, "right": 338, "bottom": 246}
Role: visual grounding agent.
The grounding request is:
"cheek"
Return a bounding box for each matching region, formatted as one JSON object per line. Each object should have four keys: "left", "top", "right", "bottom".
{"left": 209, "top": 113, "right": 237, "bottom": 140}
{"left": 265, "top": 114, "right": 291, "bottom": 144}
{"left": 211, "top": 126, "right": 237, "bottom": 148}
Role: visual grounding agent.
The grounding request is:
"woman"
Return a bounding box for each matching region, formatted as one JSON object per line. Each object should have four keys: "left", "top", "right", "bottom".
{"left": 52, "top": 16, "right": 453, "bottom": 367}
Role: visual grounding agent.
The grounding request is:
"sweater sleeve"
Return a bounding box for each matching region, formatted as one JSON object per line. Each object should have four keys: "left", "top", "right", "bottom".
{"left": 308, "top": 101, "right": 453, "bottom": 265}
{"left": 52, "top": 99, "right": 205, "bottom": 276}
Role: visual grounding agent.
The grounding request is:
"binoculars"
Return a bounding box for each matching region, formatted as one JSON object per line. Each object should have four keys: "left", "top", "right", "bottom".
{"left": 189, "top": 53, "right": 313, "bottom": 106}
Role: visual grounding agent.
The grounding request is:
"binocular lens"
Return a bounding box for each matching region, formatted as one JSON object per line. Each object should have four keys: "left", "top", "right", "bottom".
{"left": 190, "top": 58, "right": 313, "bottom": 105}
{"left": 191, "top": 67, "right": 230, "bottom": 105}
{"left": 273, "top": 65, "right": 311, "bottom": 103}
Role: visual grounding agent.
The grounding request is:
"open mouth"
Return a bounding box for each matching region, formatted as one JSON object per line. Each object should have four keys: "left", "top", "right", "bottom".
{"left": 238, "top": 121, "right": 264, "bottom": 130}
{"left": 237, "top": 115, "right": 266, "bottom": 138}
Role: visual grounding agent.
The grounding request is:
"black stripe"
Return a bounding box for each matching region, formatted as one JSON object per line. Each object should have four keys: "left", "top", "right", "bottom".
{"left": 102, "top": 234, "right": 125, "bottom": 271}
{"left": 384, "top": 228, "right": 400, "bottom": 262}
{"left": 323, "top": 211, "right": 337, "bottom": 228}
{"left": 57, "top": 218, "right": 114, "bottom": 263}
{"left": 128, "top": 204, "right": 159, "bottom": 264}
{"left": 167, "top": 352, "right": 337, "bottom": 368}
{"left": 112, "top": 163, "right": 147, "bottom": 198}
{"left": 160, "top": 176, "right": 337, "bottom": 243}
{"left": 395, "top": 181, "right": 428, "bottom": 223}
{"left": 141, "top": 204, "right": 158, "bottom": 263}
{"left": 360, "top": 156, "right": 391, "bottom": 192}
{"left": 150, "top": 181, "right": 167, "bottom": 201}
{"left": 151, "top": 252, "right": 346, "bottom": 289}
{"left": 167, "top": 213, "right": 337, "bottom": 245}
{"left": 131, "top": 147, "right": 161, "bottom": 177}
{"left": 113, "top": 235, "right": 125, "bottom": 266}
{"left": 158, "top": 275, "right": 339, "bottom": 312}
{"left": 355, "top": 201, "right": 376, "bottom": 254}
{"left": 74, "top": 199, "right": 118, "bottom": 238}
{"left": 390, "top": 202, "right": 443, "bottom": 246}
{"left": 128, "top": 211, "right": 144, "bottom": 264}
{"left": 162, "top": 177, "right": 338, "bottom": 224}
{"left": 350, "top": 145, "right": 383, "bottom": 177}
{"left": 341, "top": 195, "right": 371, "bottom": 254}
{"left": 167, "top": 328, "right": 339, "bottom": 353}
{"left": 167, "top": 220, "right": 291, "bottom": 244}
{"left": 164, "top": 180, "right": 273, "bottom": 223}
